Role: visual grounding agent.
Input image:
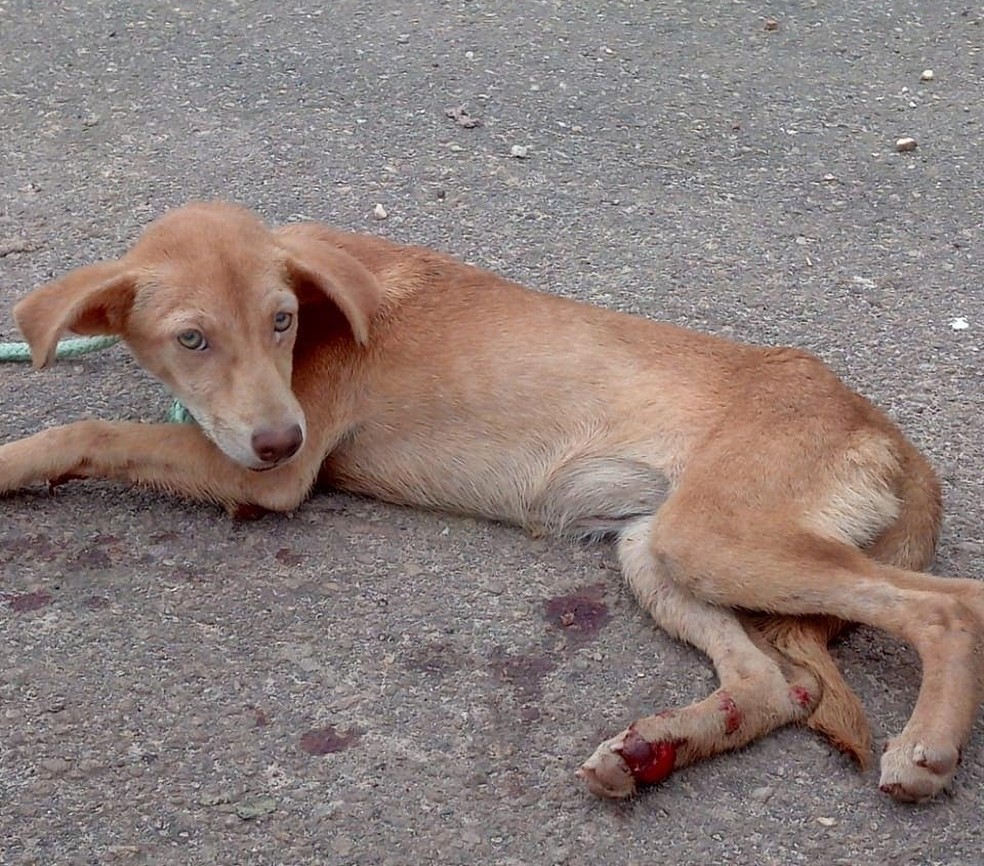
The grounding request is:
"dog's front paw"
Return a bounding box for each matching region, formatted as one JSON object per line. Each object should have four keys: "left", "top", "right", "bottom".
{"left": 879, "top": 737, "right": 959, "bottom": 803}
{"left": 578, "top": 725, "right": 681, "bottom": 799}
{"left": 0, "top": 433, "right": 65, "bottom": 495}
{"left": 0, "top": 446, "right": 25, "bottom": 495}
{"left": 578, "top": 737, "right": 638, "bottom": 799}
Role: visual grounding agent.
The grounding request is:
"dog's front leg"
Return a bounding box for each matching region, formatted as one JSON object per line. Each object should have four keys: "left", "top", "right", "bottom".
{"left": 0, "top": 420, "right": 318, "bottom": 512}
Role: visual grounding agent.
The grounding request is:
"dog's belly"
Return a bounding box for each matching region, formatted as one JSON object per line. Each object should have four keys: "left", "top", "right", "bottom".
{"left": 321, "top": 437, "right": 671, "bottom": 539}
{"left": 527, "top": 455, "right": 671, "bottom": 537}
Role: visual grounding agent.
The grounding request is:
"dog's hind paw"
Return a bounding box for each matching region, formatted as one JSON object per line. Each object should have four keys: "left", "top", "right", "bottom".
{"left": 879, "top": 737, "right": 959, "bottom": 803}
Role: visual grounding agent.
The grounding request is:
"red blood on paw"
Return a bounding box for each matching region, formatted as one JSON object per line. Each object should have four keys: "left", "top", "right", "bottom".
{"left": 717, "top": 692, "right": 742, "bottom": 734}
{"left": 789, "top": 685, "right": 813, "bottom": 709}
{"left": 614, "top": 726, "right": 679, "bottom": 785}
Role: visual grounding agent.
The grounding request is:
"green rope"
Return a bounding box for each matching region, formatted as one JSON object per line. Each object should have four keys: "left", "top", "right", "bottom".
{"left": 166, "top": 401, "right": 195, "bottom": 425}
{"left": 0, "top": 335, "right": 193, "bottom": 424}
{"left": 0, "top": 335, "right": 121, "bottom": 362}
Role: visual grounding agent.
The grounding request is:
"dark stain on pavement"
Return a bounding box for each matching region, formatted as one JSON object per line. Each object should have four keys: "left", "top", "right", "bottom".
{"left": 83, "top": 595, "right": 111, "bottom": 610}
{"left": 401, "top": 641, "right": 470, "bottom": 677}
{"left": 488, "top": 651, "right": 555, "bottom": 701}
{"left": 275, "top": 547, "right": 304, "bottom": 567}
{"left": 69, "top": 545, "right": 113, "bottom": 570}
{"left": 7, "top": 590, "right": 53, "bottom": 612}
{"left": 299, "top": 725, "right": 361, "bottom": 755}
{"left": 0, "top": 533, "right": 60, "bottom": 563}
{"left": 488, "top": 650, "right": 556, "bottom": 724}
{"left": 543, "top": 583, "right": 611, "bottom": 639}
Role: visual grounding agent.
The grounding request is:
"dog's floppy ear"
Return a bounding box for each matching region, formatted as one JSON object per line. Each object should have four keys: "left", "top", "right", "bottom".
{"left": 275, "top": 225, "right": 383, "bottom": 345}
{"left": 13, "top": 261, "right": 137, "bottom": 368}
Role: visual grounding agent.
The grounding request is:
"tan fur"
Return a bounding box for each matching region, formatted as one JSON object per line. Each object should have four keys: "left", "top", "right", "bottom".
{"left": 1, "top": 201, "right": 979, "bottom": 804}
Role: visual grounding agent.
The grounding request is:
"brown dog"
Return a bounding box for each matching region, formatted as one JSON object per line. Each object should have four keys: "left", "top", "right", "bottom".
{"left": 2, "top": 201, "right": 980, "bottom": 802}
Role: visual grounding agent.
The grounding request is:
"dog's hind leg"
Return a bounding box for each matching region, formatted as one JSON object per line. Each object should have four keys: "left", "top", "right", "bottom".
{"left": 743, "top": 440, "right": 945, "bottom": 772}
{"left": 578, "top": 517, "right": 823, "bottom": 798}
{"left": 633, "top": 493, "right": 984, "bottom": 803}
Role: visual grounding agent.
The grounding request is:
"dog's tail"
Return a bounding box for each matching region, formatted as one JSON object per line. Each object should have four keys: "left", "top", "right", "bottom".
{"left": 759, "top": 614, "right": 873, "bottom": 768}
{"left": 759, "top": 441, "right": 943, "bottom": 770}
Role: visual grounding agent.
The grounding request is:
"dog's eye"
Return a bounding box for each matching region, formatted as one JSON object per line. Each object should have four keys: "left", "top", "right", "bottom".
{"left": 273, "top": 311, "right": 294, "bottom": 333}
{"left": 177, "top": 329, "right": 208, "bottom": 351}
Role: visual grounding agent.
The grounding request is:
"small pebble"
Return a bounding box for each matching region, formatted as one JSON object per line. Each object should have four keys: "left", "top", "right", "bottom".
{"left": 816, "top": 816, "right": 838, "bottom": 827}
{"left": 372, "top": 203, "right": 388, "bottom": 220}
{"left": 895, "top": 137, "right": 918, "bottom": 152}
{"left": 510, "top": 144, "right": 529, "bottom": 159}
{"left": 445, "top": 105, "right": 481, "bottom": 129}
{"left": 920, "top": 69, "right": 934, "bottom": 81}
{"left": 950, "top": 317, "right": 970, "bottom": 331}
{"left": 764, "top": 19, "right": 779, "bottom": 31}
{"left": 750, "top": 785, "right": 775, "bottom": 801}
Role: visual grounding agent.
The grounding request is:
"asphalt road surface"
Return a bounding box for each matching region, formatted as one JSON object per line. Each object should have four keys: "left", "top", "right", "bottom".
{"left": 1, "top": 1, "right": 982, "bottom": 864}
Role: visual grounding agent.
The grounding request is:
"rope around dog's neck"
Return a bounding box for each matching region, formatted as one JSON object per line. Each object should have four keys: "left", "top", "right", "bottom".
{"left": 0, "top": 336, "right": 193, "bottom": 424}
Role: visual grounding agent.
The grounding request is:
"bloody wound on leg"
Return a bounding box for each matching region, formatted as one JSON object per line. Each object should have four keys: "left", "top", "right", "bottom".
{"left": 614, "top": 726, "right": 681, "bottom": 785}
{"left": 717, "top": 691, "right": 742, "bottom": 734}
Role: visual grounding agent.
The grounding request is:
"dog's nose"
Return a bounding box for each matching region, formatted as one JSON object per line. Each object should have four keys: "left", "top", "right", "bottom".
{"left": 251, "top": 424, "right": 303, "bottom": 464}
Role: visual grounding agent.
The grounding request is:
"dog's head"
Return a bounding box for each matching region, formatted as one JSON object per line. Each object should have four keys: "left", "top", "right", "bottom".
{"left": 13, "top": 201, "right": 382, "bottom": 470}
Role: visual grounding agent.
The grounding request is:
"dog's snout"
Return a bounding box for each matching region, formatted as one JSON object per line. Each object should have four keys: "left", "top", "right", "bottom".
{"left": 251, "top": 424, "right": 303, "bottom": 465}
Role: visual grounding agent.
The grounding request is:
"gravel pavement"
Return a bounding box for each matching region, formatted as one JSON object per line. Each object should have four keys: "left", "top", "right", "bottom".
{"left": 1, "top": 1, "right": 982, "bottom": 864}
